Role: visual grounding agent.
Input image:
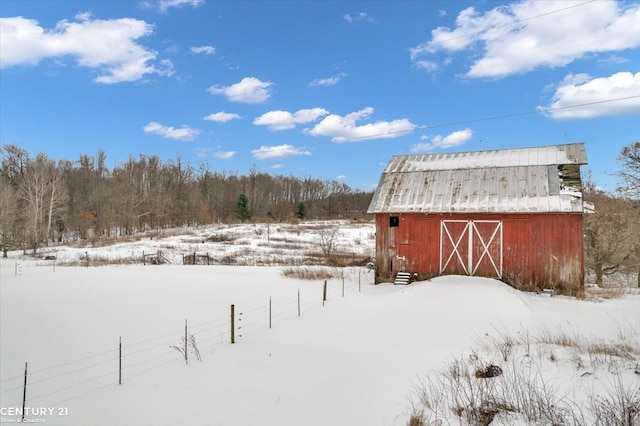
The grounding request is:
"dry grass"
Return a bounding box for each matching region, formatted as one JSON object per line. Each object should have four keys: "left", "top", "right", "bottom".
{"left": 57, "top": 253, "right": 141, "bottom": 267}
{"left": 281, "top": 266, "right": 344, "bottom": 280}
{"left": 409, "top": 326, "right": 640, "bottom": 425}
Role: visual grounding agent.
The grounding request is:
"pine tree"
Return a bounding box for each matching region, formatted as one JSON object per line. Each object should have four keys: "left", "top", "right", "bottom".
{"left": 295, "top": 202, "right": 305, "bottom": 219}
{"left": 235, "top": 193, "right": 253, "bottom": 222}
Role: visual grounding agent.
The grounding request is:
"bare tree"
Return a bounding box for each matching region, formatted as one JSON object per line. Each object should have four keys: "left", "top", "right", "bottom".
{"left": 0, "top": 175, "right": 19, "bottom": 257}
{"left": 583, "top": 191, "right": 638, "bottom": 286}
{"left": 617, "top": 142, "right": 640, "bottom": 287}
{"left": 317, "top": 227, "right": 340, "bottom": 259}
{"left": 618, "top": 141, "right": 640, "bottom": 197}
{"left": 19, "top": 154, "right": 68, "bottom": 252}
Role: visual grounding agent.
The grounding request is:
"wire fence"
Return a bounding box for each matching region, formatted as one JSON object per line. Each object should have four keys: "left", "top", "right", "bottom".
{"left": 0, "top": 266, "right": 374, "bottom": 418}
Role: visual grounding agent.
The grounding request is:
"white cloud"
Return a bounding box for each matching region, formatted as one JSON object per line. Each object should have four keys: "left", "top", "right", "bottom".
{"left": 539, "top": 72, "right": 640, "bottom": 119}
{"left": 343, "top": 12, "right": 375, "bottom": 24}
{"left": 438, "top": 10, "right": 447, "bottom": 18}
{"left": 305, "top": 107, "right": 416, "bottom": 142}
{"left": 204, "top": 112, "right": 240, "bottom": 123}
{"left": 415, "top": 60, "right": 439, "bottom": 73}
{"left": 309, "top": 72, "right": 347, "bottom": 87}
{"left": 207, "top": 77, "right": 273, "bottom": 104}
{"left": 190, "top": 45, "right": 215, "bottom": 55}
{"left": 143, "top": 121, "right": 200, "bottom": 141}
{"left": 270, "top": 164, "right": 284, "bottom": 169}
{"left": 214, "top": 151, "right": 236, "bottom": 159}
{"left": 253, "top": 108, "right": 329, "bottom": 131}
{"left": 0, "top": 15, "right": 159, "bottom": 83}
{"left": 410, "top": 128, "right": 473, "bottom": 152}
{"left": 411, "top": 0, "right": 640, "bottom": 78}
{"left": 195, "top": 147, "right": 210, "bottom": 158}
{"left": 251, "top": 145, "right": 311, "bottom": 160}
{"left": 155, "top": 0, "right": 204, "bottom": 12}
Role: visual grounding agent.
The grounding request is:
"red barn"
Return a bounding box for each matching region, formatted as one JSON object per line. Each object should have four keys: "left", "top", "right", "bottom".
{"left": 367, "top": 143, "right": 589, "bottom": 291}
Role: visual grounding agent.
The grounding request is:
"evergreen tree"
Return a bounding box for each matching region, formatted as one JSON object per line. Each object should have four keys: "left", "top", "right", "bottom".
{"left": 235, "top": 193, "right": 253, "bottom": 222}
{"left": 295, "top": 202, "right": 305, "bottom": 219}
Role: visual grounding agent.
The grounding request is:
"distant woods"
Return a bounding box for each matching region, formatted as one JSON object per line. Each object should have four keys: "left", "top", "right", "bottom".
{"left": 0, "top": 145, "right": 373, "bottom": 255}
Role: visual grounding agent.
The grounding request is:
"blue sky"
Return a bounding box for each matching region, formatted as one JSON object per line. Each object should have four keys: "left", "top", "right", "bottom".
{"left": 1, "top": 0, "right": 639, "bottom": 192}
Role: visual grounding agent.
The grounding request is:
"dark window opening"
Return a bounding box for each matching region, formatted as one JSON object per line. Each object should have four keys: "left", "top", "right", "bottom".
{"left": 390, "top": 216, "right": 399, "bottom": 227}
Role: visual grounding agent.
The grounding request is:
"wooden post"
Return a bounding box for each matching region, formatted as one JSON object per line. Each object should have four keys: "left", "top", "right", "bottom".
{"left": 297, "top": 289, "right": 300, "bottom": 317}
{"left": 269, "top": 297, "right": 272, "bottom": 329}
{"left": 143, "top": 251, "right": 145, "bottom": 266}
{"left": 230, "top": 305, "right": 235, "bottom": 344}
{"left": 119, "top": 337, "right": 122, "bottom": 385}
{"left": 184, "top": 319, "right": 188, "bottom": 365}
{"left": 21, "top": 362, "right": 27, "bottom": 422}
{"left": 342, "top": 276, "right": 345, "bottom": 297}
{"left": 323, "top": 280, "right": 327, "bottom": 306}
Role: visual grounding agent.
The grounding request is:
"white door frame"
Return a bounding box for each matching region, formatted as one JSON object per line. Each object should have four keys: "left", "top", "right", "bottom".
{"left": 440, "top": 220, "right": 503, "bottom": 278}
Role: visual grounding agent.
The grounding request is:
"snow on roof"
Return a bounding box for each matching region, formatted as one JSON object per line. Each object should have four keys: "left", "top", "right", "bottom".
{"left": 368, "top": 143, "right": 588, "bottom": 214}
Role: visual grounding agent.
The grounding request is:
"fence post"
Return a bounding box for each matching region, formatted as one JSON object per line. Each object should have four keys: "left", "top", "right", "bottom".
{"left": 269, "top": 297, "right": 272, "bottom": 329}
{"left": 342, "top": 275, "right": 345, "bottom": 298}
{"left": 143, "top": 251, "right": 145, "bottom": 266}
{"left": 323, "top": 280, "right": 327, "bottom": 306}
{"left": 297, "top": 289, "right": 300, "bottom": 317}
{"left": 231, "top": 305, "right": 235, "bottom": 344}
{"left": 22, "top": 362, "right": 27, "bottom": 422}
{"left": 119, "top": 337, "right": 122, "bottom": 385}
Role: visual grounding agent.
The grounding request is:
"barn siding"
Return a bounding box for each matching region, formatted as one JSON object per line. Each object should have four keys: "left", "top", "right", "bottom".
{"left": 374, "top": 212, "right": 584, "bottom": 290}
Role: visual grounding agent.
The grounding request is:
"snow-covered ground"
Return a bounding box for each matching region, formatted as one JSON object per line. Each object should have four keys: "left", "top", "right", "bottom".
{"left": 1, "top": 221, "right": 638, "bottom": 425}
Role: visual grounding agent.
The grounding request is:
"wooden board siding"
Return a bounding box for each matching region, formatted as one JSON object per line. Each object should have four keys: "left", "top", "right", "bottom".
{"left": 374, "top": 212, "right": 584, "bottom": 289}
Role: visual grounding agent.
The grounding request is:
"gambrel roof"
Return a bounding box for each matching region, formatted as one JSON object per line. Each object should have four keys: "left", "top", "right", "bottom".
{"left": 367, "top": 143, "right": 588, "bottom": 214}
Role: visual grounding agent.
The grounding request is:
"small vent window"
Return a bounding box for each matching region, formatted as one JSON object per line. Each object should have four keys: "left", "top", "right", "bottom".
{"left": 390, "top": 216, "right": 399, "bottom": 227}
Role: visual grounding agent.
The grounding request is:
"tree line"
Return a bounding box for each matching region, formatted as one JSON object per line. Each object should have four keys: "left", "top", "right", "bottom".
{"left": 1, "top": 141, "right": 638, "bottom": 288}
{"left": 0, "top": 144, "right": 374, "bottom": 256}
{"left": 583, "top": 141, "right": 640, "bottom": 287}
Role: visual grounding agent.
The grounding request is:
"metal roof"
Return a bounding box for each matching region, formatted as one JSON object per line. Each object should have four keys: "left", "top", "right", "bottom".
{"left": 368, "top": 143, "right": 588, "bottom": 214}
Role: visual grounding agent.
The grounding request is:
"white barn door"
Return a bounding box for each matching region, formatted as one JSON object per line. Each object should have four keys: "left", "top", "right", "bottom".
{"left": 440, "top": 220, "right": 503, "bottom": 278}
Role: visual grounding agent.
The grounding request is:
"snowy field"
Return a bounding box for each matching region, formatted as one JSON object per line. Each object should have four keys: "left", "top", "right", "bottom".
{"left": 1, "top": 222, "right": 639, "bottom": 425}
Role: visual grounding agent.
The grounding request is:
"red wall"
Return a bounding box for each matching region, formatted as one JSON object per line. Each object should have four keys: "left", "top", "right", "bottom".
{"left": 374, "top": 213, "right": 584, "bottom": 290}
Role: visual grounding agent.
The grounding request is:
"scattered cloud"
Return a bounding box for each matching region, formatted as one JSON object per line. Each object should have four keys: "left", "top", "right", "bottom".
{"left": 204, "top": 112, "right": 241, "bottom": 123}
{"left": 142, "top": 0, "right": 204, "bottom": 13}
{"left": 343, "top": 12, "right": 375, "bottom": 24}
{"left": 143, "top": 121, "right": 200, "bottom": 141}
{"left": 253, "top": 108, "right": 329, "bottom": 131}
{"left": 305, "top": 107, "right": 416, "bottom": 142}
{"left": 335, "top": 175, "right": 348, "bottom": 181}
{"left": 251, "top": 144, "right": 311, "bottom": 160}
{"left": 415, "top": 60, "right": 439, "bottom": 73}
{"left": 195, "top": 147, "right": 210, "bottom": 158}
{"left": 214, "top": 151, "right": 236, "bottom": 159}
{"left": 207, "top": 77, "right": 273, "bottom": 104}
{"left": 410, "top": 0, "right": 640, "bottom": 78}
{"left": 410, "top": 128, "right": 473, "bottom": 152}
{"left": 438, "top": 10, "right": 447, "bottom": 18}
{"left": 190, "top": 45, "right": 215, "bottom": 55}
{"left": 539, "top": 72, "right": 640, "bottom": 119}
{"left": 270, "top": 164, "right": 284, "bottom": 169}
{"left": 309, "top": 72, "right": 347, "bottom": 87}
{"left": 0, "top": 14, "right": 160, "bottom": 83}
